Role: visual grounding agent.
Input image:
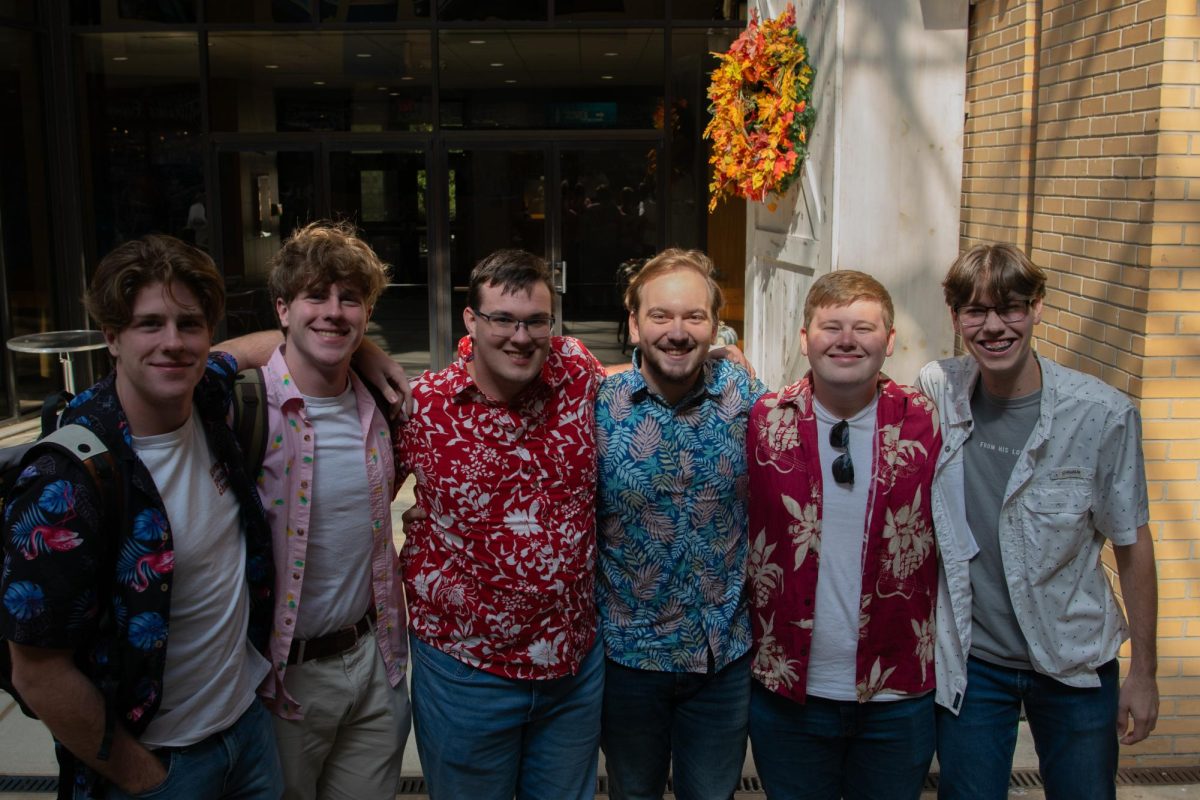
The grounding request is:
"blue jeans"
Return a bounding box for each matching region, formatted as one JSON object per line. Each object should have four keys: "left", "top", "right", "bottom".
{"left": 410, "top": 635, "right": 604, "bottom": 800}
{"left": 601, "top": 651, "right": 751, "bottom": 800}
{"left": 749, "top": 682, "right": 935, "bottom": 800}
{"left": 936, "top": 656, "right": 1119, "bottom": 800}
{"left": 109, "top": 699, "right": 283, "bottom": 799}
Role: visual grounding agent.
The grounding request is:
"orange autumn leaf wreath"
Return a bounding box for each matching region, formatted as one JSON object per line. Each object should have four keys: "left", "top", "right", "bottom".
{"left": 704, "top": 3, "right": 816, "bottom": 212}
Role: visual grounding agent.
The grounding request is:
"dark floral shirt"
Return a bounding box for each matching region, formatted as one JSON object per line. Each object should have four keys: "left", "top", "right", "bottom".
{"left": 0, "top": 354, "right": 274, "bottom": 800}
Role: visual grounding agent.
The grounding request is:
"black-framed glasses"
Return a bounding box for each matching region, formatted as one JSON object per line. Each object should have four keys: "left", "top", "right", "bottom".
{"left": 955, "top": 298, "right": 1033, "bottom": 328}
{"left": 830, "top": 419, "right": 854, "bottom": 486}
{"left": 472, "top": 309, "right": 555, "bottom": 338}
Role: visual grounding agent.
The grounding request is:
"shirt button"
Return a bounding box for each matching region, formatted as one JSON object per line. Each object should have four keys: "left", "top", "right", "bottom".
{"left": 297, "top": 528, "right": 305, "bottom": 536}
{"left": 292, "top": 573, "right": 300, "bottom": 580}
{"left": 301, "top": 480, "right": 309, "bottom": 489}
{"left": 303, "top": 435, "right": 311, "bottom": 442}
{"left": 944, "top": 445, "right": 950, "bottom": 452}
{"left": 160, "top": 583, "right": 168, "bottom": 592}
{"left": 285, "top": 618, "right": 293, "bottom": 626}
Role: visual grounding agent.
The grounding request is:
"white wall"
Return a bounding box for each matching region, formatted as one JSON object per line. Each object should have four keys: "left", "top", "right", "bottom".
{"left": 745, "top": 0, "right": 968, "bottom": 389}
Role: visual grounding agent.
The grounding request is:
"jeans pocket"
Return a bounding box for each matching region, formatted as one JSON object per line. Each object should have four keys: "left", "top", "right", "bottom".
{"left": 112, "top": 750, "right": 176, "bottom": 799}
{"left": 413, "top": 639, "right": 481, "bottom": 683}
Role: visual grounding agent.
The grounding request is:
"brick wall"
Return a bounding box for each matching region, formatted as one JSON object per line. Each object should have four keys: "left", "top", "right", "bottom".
{"left": 962, "top": 0, "right": 1200, "bottom": 765}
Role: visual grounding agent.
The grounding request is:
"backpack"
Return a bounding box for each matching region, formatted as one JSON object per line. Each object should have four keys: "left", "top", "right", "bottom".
{"left": 230, "top": 367, "right": 395, "bottom": 480}
{"left": 0, "top": 394, "right": 122, "bottom": 719}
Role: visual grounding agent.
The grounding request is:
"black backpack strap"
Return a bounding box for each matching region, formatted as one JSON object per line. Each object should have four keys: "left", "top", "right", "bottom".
{"left": 39, "top": 390, "right": 74, "bottom": 438}
{"left": 232, "top": 368, "right": 269, "bottom": 480}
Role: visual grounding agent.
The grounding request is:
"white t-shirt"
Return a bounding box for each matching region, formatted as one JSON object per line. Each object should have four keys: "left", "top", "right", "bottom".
{"left": 806, "top": 396, "right": 891, "bottom": 702}
{"left": 293, "top": 387, "right": 373, "bottom": 640}
{"left": 134, "top": 412, "right": 269, "bottom": 747}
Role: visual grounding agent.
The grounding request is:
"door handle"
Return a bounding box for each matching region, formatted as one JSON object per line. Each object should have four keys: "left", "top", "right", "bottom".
{"left": 552, "top": 260, "right": 567, "bottom": 294}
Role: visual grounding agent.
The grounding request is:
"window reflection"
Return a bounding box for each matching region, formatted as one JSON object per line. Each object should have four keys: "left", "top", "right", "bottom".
{"left": 76, "top": 32, "right": 203, "bottom": 262}
{"left": 436, "top": 0, "right": 546, "bottom": 21}
{"left": 439, "top": 30, "right": 662, "bottom": 129}
{"left": 0, "top": 26, "right": 55, "bottom": 417}
{"left": 206, "top": 0, "right": 431, "bottom": 23}
{"left": 208, "top": 32, "right": 433, "bottom": 133}
{"left": 71, "top": 0, "right": 197, "bottom": 24}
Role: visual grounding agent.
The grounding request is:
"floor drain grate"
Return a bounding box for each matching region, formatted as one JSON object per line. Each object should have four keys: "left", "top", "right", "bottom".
{"left": 0, "top": 775, "right": 58, "bottom": 792}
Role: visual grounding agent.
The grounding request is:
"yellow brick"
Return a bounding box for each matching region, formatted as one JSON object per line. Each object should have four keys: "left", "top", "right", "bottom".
{"left": 1155, "top": 540, "right": 1196, "bottom": 560}
{"left": 1144, "top": 335, "right": 1200, "bottom": 355}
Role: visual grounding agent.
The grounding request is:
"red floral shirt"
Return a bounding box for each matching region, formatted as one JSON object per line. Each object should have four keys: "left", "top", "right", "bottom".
{"left": 395, "top": 336, "right": 605, "bottom": 679}
{"left": 747, "top": 373, "right": 941, "bottom": 703}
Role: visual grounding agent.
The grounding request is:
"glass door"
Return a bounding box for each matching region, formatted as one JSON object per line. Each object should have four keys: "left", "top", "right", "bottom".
{"left": 443, "top": 145, "right": 549, "bottom": 366}
{"left": 557, "top": 143, "right": 661, "bottom": 366}
{"left": 328, "top": 148, "right": 433, "bottom": 376}
{"left": 214, "top": 146, "right": 319, "bottom": 338}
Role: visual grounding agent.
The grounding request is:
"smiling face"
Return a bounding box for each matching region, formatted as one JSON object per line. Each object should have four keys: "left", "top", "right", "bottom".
{"left": 952, "top": 290, "right": 1043, "bottom": 395}
{"left": 464, "top": 280, "right": 554, "bottom": 402}
{"left": 801, "top": 299, "right": 895, "bottom": 417}
{"left": 276, "top": 281, "right": 370, "bottom": 397}
{"left": 629, "top": 268, "right": 717, "bottom": 404}
{"left": 106, "top": 280, "right": 211, "bottom": 436}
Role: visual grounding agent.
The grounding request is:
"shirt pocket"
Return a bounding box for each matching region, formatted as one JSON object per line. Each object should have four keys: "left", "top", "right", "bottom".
{"left": 1018, "top": 482, "right": 1093, "bottom": 568}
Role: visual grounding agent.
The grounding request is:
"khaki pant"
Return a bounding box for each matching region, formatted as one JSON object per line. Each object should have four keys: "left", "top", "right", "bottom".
{"left": 273, "top": 630, "right": 411, "bottom": 800}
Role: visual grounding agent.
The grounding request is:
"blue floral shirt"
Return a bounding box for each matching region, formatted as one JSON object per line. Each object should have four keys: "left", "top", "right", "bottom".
{"left": 595, "top": 356, "right": 767, "bottom": 673}
{"left": 0, "top": 354, "right": 274, "bottom": 800}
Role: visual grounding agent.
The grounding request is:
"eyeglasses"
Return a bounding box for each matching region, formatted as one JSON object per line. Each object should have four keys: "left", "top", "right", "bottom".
{"left": 472, "top": 309, "right": 555, "bottom": 338}
{"left": 955, "top": 298, "right": 1033, "bottom": 328}
{"left": 830, "top": 419, "right": 854, "bottom": 486}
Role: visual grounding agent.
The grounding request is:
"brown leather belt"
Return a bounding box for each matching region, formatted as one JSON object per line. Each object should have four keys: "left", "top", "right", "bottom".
{"left": 287, "top": 607, "right": 376, "bottom": 666}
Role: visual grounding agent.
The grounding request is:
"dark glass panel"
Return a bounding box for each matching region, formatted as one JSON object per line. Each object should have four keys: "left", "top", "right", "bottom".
{"left": 552, "top": 0, "right": 663, "bottom": 20}
{"left": 0, "top": 2, "right": 36, "bottom": 22}
{"left": 204, "top": 0, "right": 313, "bottom": 23}
{"left": 0, "top": 26, "right": 55, "bottom": 416}
{"left": 439, "top": 30, "right": 662, "bottom": 130}
{"left": 666, "top": 28, "right": 734, "bottom": 249}
{"left": 445, "top": 148, "right": 546, "bottom": 345}
{"left": 75, "top": 32, "right": 203, "bottom": 263}
{"left": 436, "top": 0, "right": 546, "bottom": 22}
{"left": 558, "top": 144, "right": 656, "bottom": 367}
{"left": 216, "top": 149, "right": 317, "bottom": 337}
{"left": 329, "top": 150, "right": 431, "bottom": 374}
{"left": 71, "top": 0, "right": 197, "bottom": 24}
{"left": 208, "top": 32, "right": 433, "bottom": 133}
{"left": 671, "top": 0, "right": 746, "bottom": 21}
{"left": 318, "top": 0, "right": 430, "bottom": 22}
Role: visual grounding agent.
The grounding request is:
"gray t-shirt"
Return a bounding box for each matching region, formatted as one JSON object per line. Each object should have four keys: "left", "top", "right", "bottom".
{"left": 965, "top": 384, "right": 1041, "bottom": 668}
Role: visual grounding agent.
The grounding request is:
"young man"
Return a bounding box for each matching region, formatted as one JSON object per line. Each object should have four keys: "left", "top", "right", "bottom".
{"left": 746, "top": 271, "right": 941, "bottom": 800}
{"left": 919, "top": 243, "right": 1158, "bottom": 800}
{"left": 236, "top": 222, "right": 411, "bottom": 800}
{"left": 395, "top": 249, "right": 607, "bottom": 800}
{"left": 1, "top": 235, "right": 280, "bottom": 799}
{"left": 595, "top": 248, "right": 767, "bottom": 800}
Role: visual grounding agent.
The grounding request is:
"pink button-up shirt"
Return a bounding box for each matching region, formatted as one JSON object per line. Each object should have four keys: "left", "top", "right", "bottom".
{"left": 251, "top": 347, "right": 407, "bottom": 719}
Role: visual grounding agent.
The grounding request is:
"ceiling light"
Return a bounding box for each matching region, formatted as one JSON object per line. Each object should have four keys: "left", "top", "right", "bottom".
{"left": 400, "top": 76, "right": 414, "bottom": 81}
{"left": 505, "top": 79, "right": 517, "bottom": 84}
{"left": 490, "top": 62, "right": 504, "bottom": 67}
{"left": 604, "top": 51, "right": 619, "bottom": 56}
{"left": 265, "top": 64, "right": 279, "bottom": 69}
{"left": 356, "top": 53, "right": 372, "bottom": 58}
{"left": 600, "top": 75, "right": 614, "bottom": 80}
{"left": 469, "top": 39, "right": 486, "bottom": 44}
{"left": 313, "top": 80, "right": 325, "bottom": 85}
{"left": 112, "top": 56, "right": 128, "bottom": 62}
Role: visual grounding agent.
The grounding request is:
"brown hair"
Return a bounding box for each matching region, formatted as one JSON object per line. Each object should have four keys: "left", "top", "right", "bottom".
{"left": 85, "top": 234, "right": 224, "bottom": 332}
{"left": 803, "top": 270, "right": 895, "bottom": 329}
{"left": 624, "top": 248, "right": 724, "bottom": 319}
{"left": 268, "top": 221, "right": 390, "bottom": 312}
{"left": 467, "top": 249, "right": 555, "bottom": 310}
{"left": 942, "top": 243, "right": 1047, "bottom": 310}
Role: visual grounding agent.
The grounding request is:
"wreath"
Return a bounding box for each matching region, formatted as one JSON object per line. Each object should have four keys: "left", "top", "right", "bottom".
{"left": 704, "top": 3, "right": 816, "bottom": 212}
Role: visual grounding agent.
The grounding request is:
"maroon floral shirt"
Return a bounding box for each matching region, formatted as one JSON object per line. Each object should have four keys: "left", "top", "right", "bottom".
{"left": 747, "top": 373, "right": 941, "bottom": 703}
{"left": 395, "top": 336, "right": 605, "bottom": 679}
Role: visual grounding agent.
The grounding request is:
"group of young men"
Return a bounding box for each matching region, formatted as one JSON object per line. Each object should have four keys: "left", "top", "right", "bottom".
{"left": 0, "top": 222, "right": 1156, "bottom": 800}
